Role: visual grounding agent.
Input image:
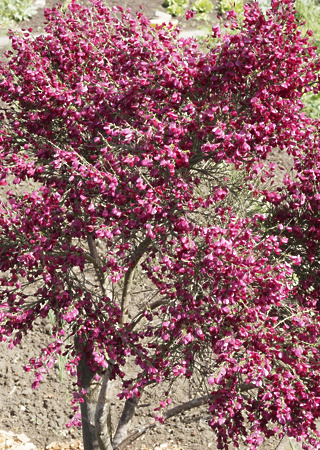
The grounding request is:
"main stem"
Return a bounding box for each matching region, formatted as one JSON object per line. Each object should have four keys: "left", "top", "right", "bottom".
{"left": 78, "top": 353, "right": 101, "bottom": 450}
{"left": 78, "top": 234, "right": 114, "bottom": 450}
{"left": 79, "top": 234, "right": 152, "bottom": 449}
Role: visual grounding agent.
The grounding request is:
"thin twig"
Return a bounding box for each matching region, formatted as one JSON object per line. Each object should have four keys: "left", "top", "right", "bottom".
{"left": 130, "top": 297, "right": 170, "bottom": 330}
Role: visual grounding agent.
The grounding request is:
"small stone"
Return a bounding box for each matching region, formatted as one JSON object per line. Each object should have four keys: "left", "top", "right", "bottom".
{"left": 21, "top": 387, "right": 33, "bottom": 397}
{"left": 154, "top": 10, "right": 172, "bottom": 20}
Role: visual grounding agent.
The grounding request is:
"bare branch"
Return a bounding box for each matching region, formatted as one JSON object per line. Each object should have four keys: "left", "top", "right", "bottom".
{"left": 94, "top": 369, "right": 114, "bottom": 450}
{"left": 113, "top": 383, "right": 257, "bottom": 449}
{"left": 113, "top": 394, "right": 210, "bottom": 450}
{"left": 121, "top": 236, "right": 152, "bottom": 323}
{"left": 130, "top": 297, "right": 170, "bottom": 330}
{"left": 87, "top": 233, "right": 106, "bottom": 296}
{"left": 112, "top": 396, "right": 140, "bottom": 448}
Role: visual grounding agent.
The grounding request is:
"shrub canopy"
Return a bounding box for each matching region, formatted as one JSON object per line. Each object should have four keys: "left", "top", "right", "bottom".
{"left": 1, "top": 1, "right": 320, "bottom": 448}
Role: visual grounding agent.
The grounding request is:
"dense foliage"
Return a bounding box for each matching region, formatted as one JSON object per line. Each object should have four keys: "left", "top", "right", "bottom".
{"left": 1, "top": 0, "right": 320, "bottom": 449}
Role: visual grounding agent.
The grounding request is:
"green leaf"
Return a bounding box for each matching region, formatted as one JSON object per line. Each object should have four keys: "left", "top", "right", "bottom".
{"left": 220, "top": 0, "right": 244, "bottom": 14}
{"left": 192, "top": 0, "right": 214, "bottom": 14}
{"left": 164, "top": 0, "right": 189, "bottom": 16}
{"left": 0, "top": 0, "right": 45, "bottom": 27}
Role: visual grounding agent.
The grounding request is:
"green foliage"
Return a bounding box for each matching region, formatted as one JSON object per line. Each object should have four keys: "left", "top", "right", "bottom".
{"left": 192, "top": 0, "right": 214, "bottom": 20}
{"left": 0, "top": 0, "right": 44, "bottom": 33}
{"left": 58, "top": 353, "right": 68, "bottom": 383}
{"left": 48, "top": 309, "right": 55, "bottom": 334}
{"left": 48, "top": 309, "right": 69, "bottom": 383}
{"left": 220, "top": 0, "right": 244, "bottom": 15}
{"left": 163, "top": 0, "right": 213, "bottom": 19}
{"left": 192, "top": 0, "right": 214, "bottom": 13}
{"left": 163, "top": 0, "right": 189, "bottom": 16}
{"left": 294, "top": 0, "right": 320, "bottom": 117}
{"left": 301, "top": 91, "right": 320, "bottom": 118}
{"left": 222, "top": 162, "right": 271, "bottom": 220}
{"left": 295, "top": 0, "right": 320, "bottom": 47}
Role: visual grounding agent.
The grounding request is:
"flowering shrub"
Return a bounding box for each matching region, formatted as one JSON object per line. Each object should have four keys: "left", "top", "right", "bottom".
{"left": 1, "top": 1, "right": 320, "bottom": 449}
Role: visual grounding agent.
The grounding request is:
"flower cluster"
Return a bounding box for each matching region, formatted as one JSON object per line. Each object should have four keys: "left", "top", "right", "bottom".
{"left": 1, "top": 0, "right": 320, "bottom": 448}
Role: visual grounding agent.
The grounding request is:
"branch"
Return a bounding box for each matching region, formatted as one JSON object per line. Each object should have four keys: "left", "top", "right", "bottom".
{"left": 94, "top": 368, "right": 114, "bottom": 450}
{"left": 129, "top": 297, "right": 170, "bottom": 330}
{"left": 87, "top": 233, "right": 106, "bottom": 296}
{"left": 112, "top": 396, "right": 140, "bottom": 448}
{"left": 121, "top": 236, "right": 152, "bottom": 324}
{"left": 113, "top": 394, "right": 211, "bottom": 450}
{"left": 113, "top": 383, "right": 257, "bottom": 449}
{"left": 112, "top": 380, "right": 157, "bottom": 447}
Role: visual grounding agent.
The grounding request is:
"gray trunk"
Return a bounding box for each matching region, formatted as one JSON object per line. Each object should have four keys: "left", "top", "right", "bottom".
{"left": 78, "top": 355, "right": 101, "bottom": 450}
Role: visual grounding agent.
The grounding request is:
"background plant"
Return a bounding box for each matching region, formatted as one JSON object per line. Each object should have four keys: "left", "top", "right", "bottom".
{"left": 163, "top": 0, "right": 213, "bottom": 18}
{"left": 192, "top": 0, "right": 214, "bottom": 20}
{"left": 294, "top": 0, "right": 320, "bottom": 117}
{"left": 295, "top": 0, "right": 320, "bottom": 47}
{"left": 0, "top": 0, "right": 45, "bottom": 34}
{"left": 163, "top": 0, "right": 190, "bottom": 16}
{"left": 219, "top": 0, "right": 244, "bottom": 15}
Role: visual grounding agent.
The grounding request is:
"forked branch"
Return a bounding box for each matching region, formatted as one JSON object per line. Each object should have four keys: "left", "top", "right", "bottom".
{"left": 112, "top": 396, "right": 140, "bottom": 448}
{"left": 113, "top": 383, "right": 257, "bottom": 449}
{"left": 130, "top": 297, "right": 170, "bottom": 330}
{"left": 113, "top": 394, "right": 211, "bottom": 450}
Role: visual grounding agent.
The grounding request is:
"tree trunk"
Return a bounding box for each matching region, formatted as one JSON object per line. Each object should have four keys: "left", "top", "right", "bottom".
{"left": 78, "top": 354, "right": 101, "bottom": 450}
{"left": 78, "top": 354, "right": 114, "bottom": 450}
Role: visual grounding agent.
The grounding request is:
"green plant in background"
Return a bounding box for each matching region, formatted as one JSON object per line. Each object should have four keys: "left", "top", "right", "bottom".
{"left": 295, "top": 0, "right": 320, "bottom": 117}
{"left": 163, "top": 0, "right": 189, "bottom": 16}
{"left": 192, "top": 0, "right": 214, "bottom": 21}
{"left": 219, "top": 0, "right": 272, "bottom": 20}
{"left": 295, "top": 0, "right": 320, "bottom": 47}
{"left": 220, "top": 0, "right": 244, "bottom": 15}
{"left": 0, "top": 0, "right": 45, "bottom": 33}
{"left": 58, "top": 353, "right": 68, "bottom": 383}
{"left": 48, "top": 308, "right": 55, "bottom": 334}
{"left": 163, "top": 0, "right": 213, "bottom": 19}
{"left": 301, "top": 91, "right": 320, "bottom": 118}
{"left": 48, "top": 309, "right": 69, "bottom": 383}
